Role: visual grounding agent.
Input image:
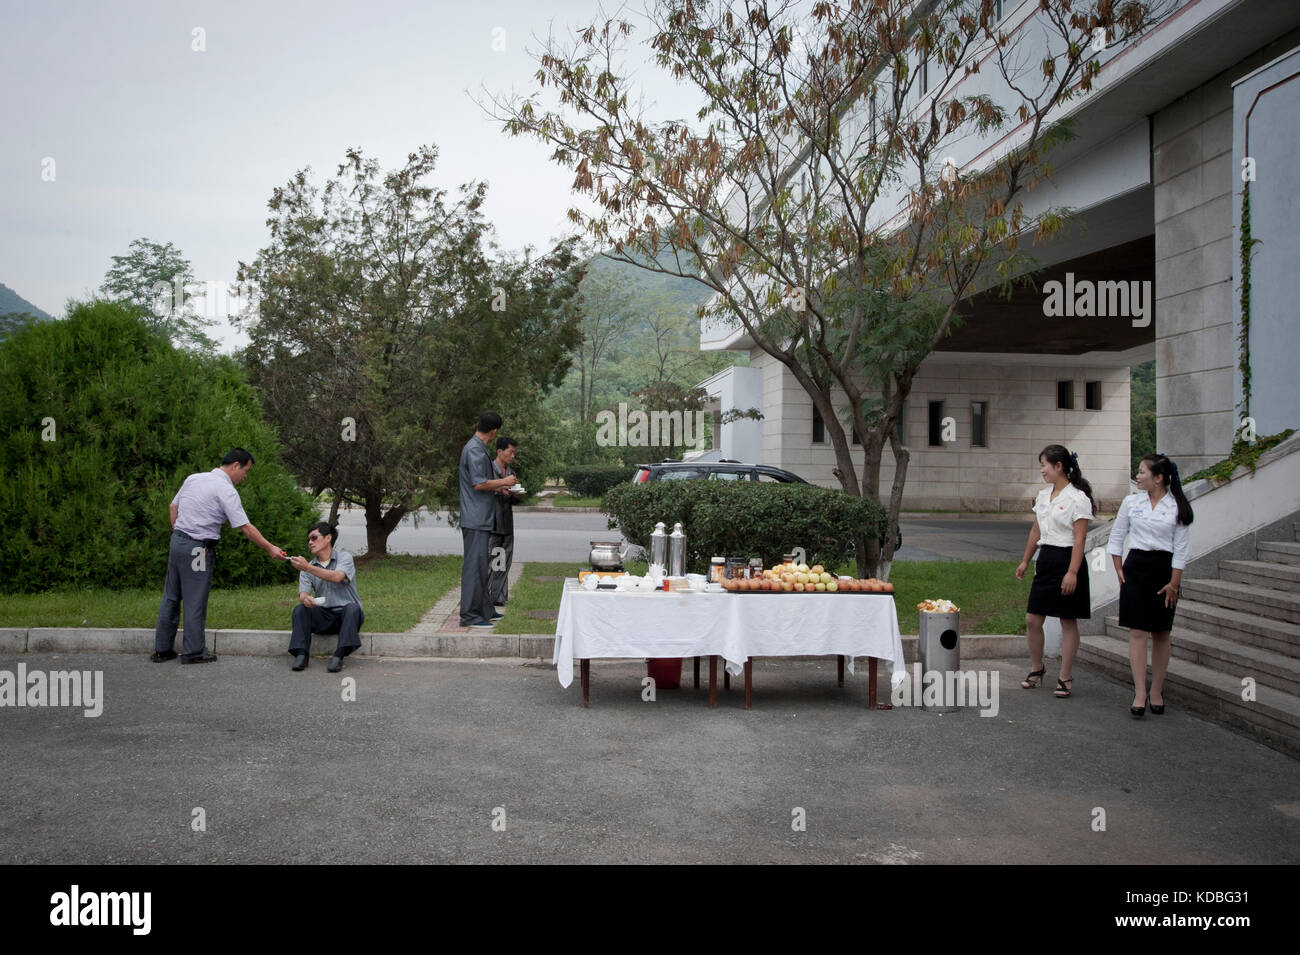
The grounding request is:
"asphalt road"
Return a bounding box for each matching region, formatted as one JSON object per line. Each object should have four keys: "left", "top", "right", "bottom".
{"left": 332, "top": 508, "right": 1031, "bottom": 563}
{"left": 2, "top": 652, "right": 1296, "bottom": 864}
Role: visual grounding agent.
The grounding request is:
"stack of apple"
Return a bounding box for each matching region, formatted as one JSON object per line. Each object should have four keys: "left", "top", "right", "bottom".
{"left": 721, "top": 560, "right": 894, "bottom": 593}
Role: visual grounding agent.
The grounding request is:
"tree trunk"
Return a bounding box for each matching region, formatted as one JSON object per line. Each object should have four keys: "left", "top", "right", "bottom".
{"left": 363, "top": 493, "right": 407, "bottom": 557}
{"left": 327, "top": 492, "right": 342, "bottom": 527}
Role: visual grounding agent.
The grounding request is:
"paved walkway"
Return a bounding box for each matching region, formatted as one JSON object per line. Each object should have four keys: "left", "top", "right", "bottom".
{"left": 2, "top": 653, "right": 1295, "bottom": 863}
{"left": 409, "top": 560, "right": 526, "bottom": 635}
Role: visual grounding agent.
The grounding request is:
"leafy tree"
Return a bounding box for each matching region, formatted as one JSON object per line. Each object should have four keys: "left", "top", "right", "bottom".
{"left": 575, "top": 264, "right": 636, "bottom": 424}
{"left": 487, "top": 0, "right": 1173, "bottom": 574}
{"left": 100, "top": 237, "right": 218, "bottom": 351}
{"left": 236, "top": 145, "right": 584, "bottom": 553}
{"left": 1130, "top": 360, "right": 1156, "bottom": 477}
{"left": 0, "top": 300, "right": 315, "bottom": 593}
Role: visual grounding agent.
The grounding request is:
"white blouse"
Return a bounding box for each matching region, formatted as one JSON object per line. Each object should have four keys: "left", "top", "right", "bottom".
{"left": 1032, "top": 484, "right": 1094, "bottom": 547}
{"left": 1106, "top": 491, "right": 1192, "bottom": 569}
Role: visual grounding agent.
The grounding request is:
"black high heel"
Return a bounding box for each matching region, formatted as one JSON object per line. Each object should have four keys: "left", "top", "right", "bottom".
{"left": 1131, "top": 683, "right": 1146, "bottom": 718}
{"left": 1149, "top": 695, "right": 1165, "bottom": 715}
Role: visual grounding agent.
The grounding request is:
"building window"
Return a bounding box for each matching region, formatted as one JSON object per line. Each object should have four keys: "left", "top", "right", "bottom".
{"left": 852, "top": 425, "right": 861, "bottom": 445}
{"left": 812, "top": 405, "right": 825, "bottom": 444}
{"left": 1086, "top": 381, "right": 1102, "bottom": 410}
{"left": 928, "top": 400, "right": 945, "bottom": 446}
{"left": 994, "top": 0, "right": 1004, "bottom": 21}
{"left": 896, "top": 401, "right": 908, "bottom": 447}
{"left": 1057, "top": 381, "right": 1074, "bottom": 410}
{"left": 971, "top": 401, "right": 988, "bottom": 448}
{"left": 919, "top": 55, "right": 929, "bottom": 97}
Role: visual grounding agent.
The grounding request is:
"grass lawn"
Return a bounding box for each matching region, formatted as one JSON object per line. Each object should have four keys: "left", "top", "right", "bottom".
{"left": 888, "top": 561, "right": 1028, "bottom": 634}
{"left": 493, "top": 559, "right": 1028, "bottom": 635}
{"left": 0, "top": 555, "right": 461, "bottom": 633}
{"left": 550, "top": 495, "right": 604, "bottom": 508}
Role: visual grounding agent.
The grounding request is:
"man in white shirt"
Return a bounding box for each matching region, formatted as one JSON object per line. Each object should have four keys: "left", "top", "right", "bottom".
{"left": 153, "top": 448, "right": 287, "bottom": 664}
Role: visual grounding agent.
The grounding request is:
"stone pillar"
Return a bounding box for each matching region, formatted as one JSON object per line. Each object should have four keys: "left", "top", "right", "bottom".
{"left": 1152, "top": 80, "right": 1235, "bottom": 474}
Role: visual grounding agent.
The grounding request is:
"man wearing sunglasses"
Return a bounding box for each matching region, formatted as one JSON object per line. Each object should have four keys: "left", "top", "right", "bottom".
{"left": 286, "top": 522, "right": 363, "bottom": 672}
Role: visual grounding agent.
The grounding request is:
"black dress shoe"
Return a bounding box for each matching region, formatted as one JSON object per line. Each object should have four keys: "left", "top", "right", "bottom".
{"left": 150, "top": 650, "right": 178, "bottom": 662}
{"left": 327, "top": 655, "right": 342, "bottom": 673}
{"left": 181, "top": 650, "right": 218, "bottom": 664}
{"left": 292, "top": 652, "right": 309, "bottom": 671}
{"left": 1149, "top": 699, "right": 1165, "bottom": 715}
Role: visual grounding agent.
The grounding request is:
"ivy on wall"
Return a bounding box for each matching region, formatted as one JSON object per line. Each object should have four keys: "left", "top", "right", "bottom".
{"left": 1238, "top": 183, "right": 1261, "bottom": 417}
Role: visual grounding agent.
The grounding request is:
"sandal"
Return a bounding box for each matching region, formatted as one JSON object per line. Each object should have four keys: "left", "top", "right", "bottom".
{"left": 1054, "top": 677, "right": 1073, "bottom": 698}
{"left": 1020, "top": 666, "right": 1046, "bottom": 689}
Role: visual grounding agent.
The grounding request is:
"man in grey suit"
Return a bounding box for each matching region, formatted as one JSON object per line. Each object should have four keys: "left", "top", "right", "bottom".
{"left": 287, "top": 522, "right": 363, "bottom": 673}
{"left": 459, "top": 411, "right": 517, "bottom": 628}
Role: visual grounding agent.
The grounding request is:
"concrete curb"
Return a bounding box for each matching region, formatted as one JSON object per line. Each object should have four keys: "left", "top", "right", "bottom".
{"left": 0, "top": 627, "right": 1026, "bottom": 662}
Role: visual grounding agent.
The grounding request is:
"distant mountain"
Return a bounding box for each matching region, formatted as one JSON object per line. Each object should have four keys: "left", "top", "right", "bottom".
{"left": 0, "top": 283, "right": 53, "bottom": 321}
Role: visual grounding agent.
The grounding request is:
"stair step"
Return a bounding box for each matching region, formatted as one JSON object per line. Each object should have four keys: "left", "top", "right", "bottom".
{"left": 1078, "top": 634, "right": 1300, "bottom": 757}
{"left": 1220, "top": 559, "right": 1300, "bottom": 593}
{"left": 1258, "top": 541, "right": 1300, "bottom": 565}
{"left": 1181, "top": 578, "right": 1300, "bottom": 625}
{"left": 1174, "top": 599, "right": 1300, "bottom": 654}
{"left": 1106, "top": 618, "right": 1300, "bottom": 694}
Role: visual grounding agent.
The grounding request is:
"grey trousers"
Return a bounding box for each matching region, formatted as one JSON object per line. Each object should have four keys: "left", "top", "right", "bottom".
{"left": 460, "top": 528, "right": 494, "bottom": 626}
{"left": 289, "top": 603, "right": 364, "bottom": 656}
{"left": 488, "top": 533, "right": 513, "bottom": 605}
{"left": 155, "top": 529, "right": 215, "bottom": 657}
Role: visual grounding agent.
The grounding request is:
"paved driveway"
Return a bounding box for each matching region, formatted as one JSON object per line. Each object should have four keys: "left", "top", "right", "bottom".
{"left": 3, "top": 653, "right": 1295, "bottom": 864}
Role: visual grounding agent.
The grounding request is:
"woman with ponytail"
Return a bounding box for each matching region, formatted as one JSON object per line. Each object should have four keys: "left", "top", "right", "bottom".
{"left": 1016, "top": 445, "right": 1095, "bottom": 698}
{"left": 1106, "top": 453, "right": 1194, "bottom": 718}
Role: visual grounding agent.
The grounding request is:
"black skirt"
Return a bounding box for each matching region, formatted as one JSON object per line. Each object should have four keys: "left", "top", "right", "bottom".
{"left": 1027, "top": 544, "right": 1091, "bottom": 620}
{"left": 1118, "top": 548, "right": 1177, "bottom": 632}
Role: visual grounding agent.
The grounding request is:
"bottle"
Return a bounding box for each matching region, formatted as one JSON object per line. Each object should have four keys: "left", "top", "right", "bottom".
{"left": 649, "top": 522, "right": 668, "bottom": 568}
{"left": 668, "top": 522, "right": 686, "bottom": 577}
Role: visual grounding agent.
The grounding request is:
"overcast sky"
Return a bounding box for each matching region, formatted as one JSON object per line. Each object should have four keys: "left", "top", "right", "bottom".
{"left": 0, "top": 0, "right": 703, "bottom": 349}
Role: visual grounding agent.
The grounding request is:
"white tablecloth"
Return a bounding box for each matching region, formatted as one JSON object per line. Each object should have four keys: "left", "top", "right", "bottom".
{"left": 553, "top": 581, "right": 906, "bottom": 691}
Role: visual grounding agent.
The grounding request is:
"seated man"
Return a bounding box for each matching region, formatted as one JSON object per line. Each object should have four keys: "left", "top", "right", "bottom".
{"left": 287, "top": 522, "right": 363, "bottom": 673}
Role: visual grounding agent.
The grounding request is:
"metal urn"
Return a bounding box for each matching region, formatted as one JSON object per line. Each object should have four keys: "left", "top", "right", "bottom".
{"left": 649, "top": 522, "right": 668, "bottom": 568}
{"left": 668, "top": 522, "right": 686, "bottom": 577}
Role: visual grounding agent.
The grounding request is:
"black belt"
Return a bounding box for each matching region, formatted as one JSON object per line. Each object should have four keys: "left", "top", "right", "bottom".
{"left": 176, "top": 530, "right": 219, "bottom": 547}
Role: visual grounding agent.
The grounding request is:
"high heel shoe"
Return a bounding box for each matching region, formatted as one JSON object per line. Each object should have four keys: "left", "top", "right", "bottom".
{"left": 1149, "top": 695, "right": 1165, "bottom": 715}
{"left": 1130, "top": 702, "right": 1145, "bottom": 718}
{"left": 1021, "top": 666, "right": 1046, "bottom": 689}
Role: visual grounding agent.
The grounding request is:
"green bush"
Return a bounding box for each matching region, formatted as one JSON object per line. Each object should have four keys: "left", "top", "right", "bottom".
{"left": 603, "top": 481, "right": 887, "bottom": 575}
{"left": 0, "top": 300, "right": 317, "bottom": 593}
{"left": 562, "top": 465, "right": 637, "bottom": 498}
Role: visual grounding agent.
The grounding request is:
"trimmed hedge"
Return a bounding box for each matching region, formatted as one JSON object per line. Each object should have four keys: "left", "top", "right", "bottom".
{"left": 0, "top": 300, "right": 317, "bottom": 593}
{"left": 603, "top": 481, "right": 887, "bottom": 576}
{"left": 562, "top": 465, "right": 637, "bottom": 498}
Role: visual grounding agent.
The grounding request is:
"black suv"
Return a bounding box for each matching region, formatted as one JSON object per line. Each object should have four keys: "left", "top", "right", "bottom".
{"left": 632, "top": 460, "right": 808, "bottom": 484}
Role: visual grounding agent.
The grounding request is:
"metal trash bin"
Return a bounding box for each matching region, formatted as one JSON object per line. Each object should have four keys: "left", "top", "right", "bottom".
{"left": 918, "top": 611, "right": 960, "bottom": 713}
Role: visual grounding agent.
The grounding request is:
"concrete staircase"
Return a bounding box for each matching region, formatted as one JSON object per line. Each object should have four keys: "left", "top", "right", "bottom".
{"left": 1078, "top": 522, "right": 1300, "bottom": 758}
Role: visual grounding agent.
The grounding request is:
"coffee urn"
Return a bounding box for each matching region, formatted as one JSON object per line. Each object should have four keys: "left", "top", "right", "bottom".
{"left": 668, "top": 522, "right": 686, "bottom": 577}
{"left": 649, "top": 522, "right": 668, "bottom": 568}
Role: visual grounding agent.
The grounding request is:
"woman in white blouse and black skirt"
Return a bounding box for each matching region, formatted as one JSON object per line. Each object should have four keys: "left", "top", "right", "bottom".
{"left": 1107, "top": 453, "right": 1194, "bottom": 718}
{"left": 1016, "top": 445, "right": 1095, "bottom": 699}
